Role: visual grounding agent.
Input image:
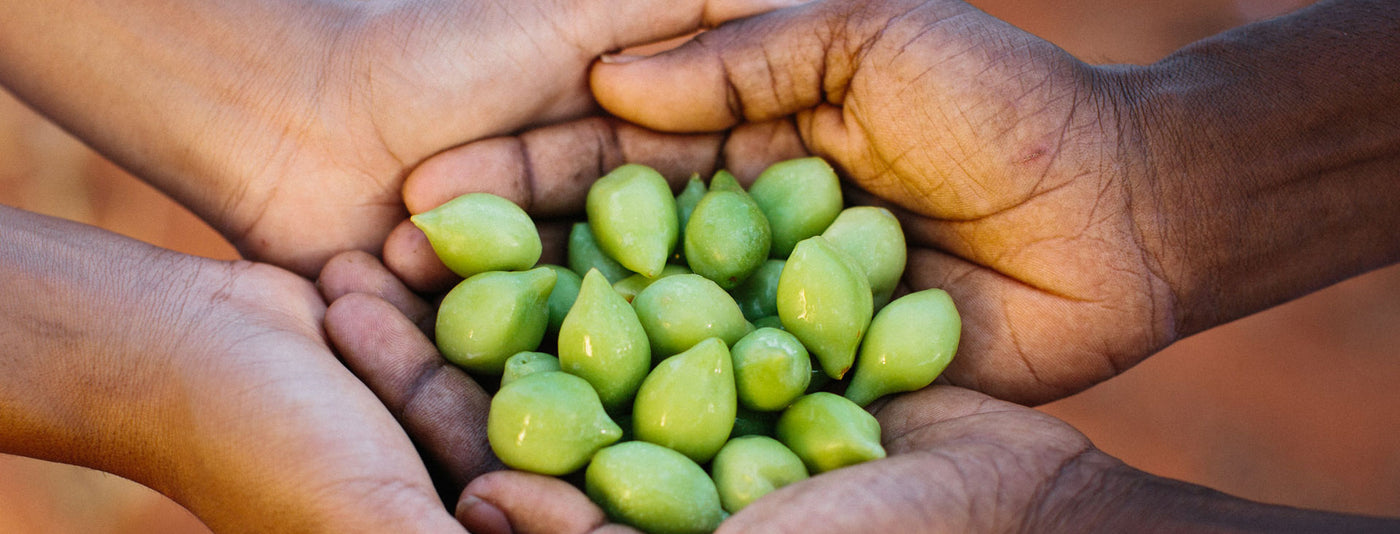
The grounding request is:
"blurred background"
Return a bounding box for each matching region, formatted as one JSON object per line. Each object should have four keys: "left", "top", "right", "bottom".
{"left": 2, "top": 0, "right": 1396, "bottom": 531}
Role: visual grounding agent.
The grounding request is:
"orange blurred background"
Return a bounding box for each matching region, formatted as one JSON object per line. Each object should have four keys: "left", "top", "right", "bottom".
{"left": 2, "top": 0, "right": 1397, "bottom": 531}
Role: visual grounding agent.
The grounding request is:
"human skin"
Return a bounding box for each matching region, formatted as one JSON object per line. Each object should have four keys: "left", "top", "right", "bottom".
{"left": 385, "top": 0, "right": 1400, "bottom": 404}
{"left": 0, "top": 0, "right": 797, "bottom": 278}
{"left": 320, "top": 255, "right": 1400, "bottom": 533}
{"left": 0, "top": 206, "right": 481, "bottom": 533}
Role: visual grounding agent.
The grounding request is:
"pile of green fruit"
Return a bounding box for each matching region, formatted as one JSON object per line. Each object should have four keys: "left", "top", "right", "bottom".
{"left": 412, "top": 157, "right": 961, "bottom": 534}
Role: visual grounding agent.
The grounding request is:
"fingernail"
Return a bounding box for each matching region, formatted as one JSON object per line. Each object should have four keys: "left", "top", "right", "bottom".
{"left": 599, "top": 53, "right": 646, "bottom": 64}
{"left": 458, "top": 495, "right": 513, "bottom": 534}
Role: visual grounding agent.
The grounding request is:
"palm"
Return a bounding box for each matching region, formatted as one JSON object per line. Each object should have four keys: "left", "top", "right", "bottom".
{"left": 160, "top": 263, "right": 464, "bottom": 533}
{"left": 202, "top": 0, "right": 771, "bottom": 276}
{"left": 788, "top": 0, "right": 1173, "bottom": 403}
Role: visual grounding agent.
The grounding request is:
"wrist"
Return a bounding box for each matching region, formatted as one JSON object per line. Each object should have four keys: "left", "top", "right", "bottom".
{"left": 1111, "top": 0, "right": 1400, "bottom": 338}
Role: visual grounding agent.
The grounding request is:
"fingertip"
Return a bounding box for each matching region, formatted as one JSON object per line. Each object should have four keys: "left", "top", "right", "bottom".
{"left": 319, "top": 250, "right": 434, "bottom": 330}
{"left": 384, "top": 219, "right": 460, "bottom": 295}
{"left": 591, "top": 52, "right": 739, "bottom": 133}
{"left": 460, "top": 471, "right": 610, "bottom": 534}
{"left": 404, "top": 137, "right": 531, "bottom": 215}
{"left": 458, "top": 494, "right": 513, "bottom": 534}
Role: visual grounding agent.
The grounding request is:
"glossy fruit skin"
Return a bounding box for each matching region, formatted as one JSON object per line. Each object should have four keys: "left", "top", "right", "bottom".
{"left": 500, "top": 351, "right": 561, "bottom": 388}
{"left": 731, "top": 327, "right": 811, "bottom": 412}
{"left": 436, "top": 267, "right": 556, "bottom": 375}
{"left": 632, "top": 274, "right": 750, "bottom": 360}
{"left": 822, "top": 207, "right": 907, "bottom": 310}
{"left": 845, "top": 289, "right": 960, "bottom": 406}
{"left": 568, "top": 222, "right": 632, "bottom": 284}
{"left": 673, "top": 174, "right": 707, "bottom": 261}
{"left": 586, "top": 164, "right": 678, "bottom": 278}
{"left": 586, "top": 441, "right": 724, "bottom": 534}
{"left": 747, "top": 157, "right": 843, "bottom": 258}
{"left": 541, "top": 265, "right": 582, "bottom": 337}
{"left": 632, "top": 338, "right": 736, "bottom": 464}
{"left": 685, "top": 189, "right": 772, "bottom": 290}
{"left": 558, "top": 269, "right": 652, "bottom": 413}
{"left": 776, "top": 392, "right": 886, "bottom": 474}
{"left": 411, "top": 193, "right": 541, "bottom": 278}
{"left": 612, "top": 264, "right": 690, "bottom": 303}
{"left": 712, "top": 435, "right": 809, "bottom": 513}
{"left": 730, "top": 259, "right": 784, "bottom": 322}
{"left": 777, "top": 236, "right": 873, "bottom": 380}
{"left": 488, "top": 371, "right": 622, "bottom": 476}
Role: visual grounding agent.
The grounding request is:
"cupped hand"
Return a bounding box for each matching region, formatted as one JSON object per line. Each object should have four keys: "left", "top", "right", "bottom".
{"left": 0, "top": 0, "right": 799, "bottom": 277}
{"left": 586, "top": 0, "right": 1180, "bottom": 404}
{"left": 0, "top": 207, "right": 468, "bottom": 533}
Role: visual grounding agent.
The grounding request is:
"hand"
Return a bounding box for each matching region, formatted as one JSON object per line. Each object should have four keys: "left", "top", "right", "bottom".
{"left": 0, "top": 207, "right": 470, "bottom": 533}
{"left": 578, "top": 0, "right": 1177, "bottom": 404}
{"left": 0, "top": 0, "right": 799, "bottom": 277}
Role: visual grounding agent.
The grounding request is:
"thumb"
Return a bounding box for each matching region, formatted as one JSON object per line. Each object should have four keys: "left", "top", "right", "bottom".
{"left": 592, "top": 1, "right": 850, "bottom": 132}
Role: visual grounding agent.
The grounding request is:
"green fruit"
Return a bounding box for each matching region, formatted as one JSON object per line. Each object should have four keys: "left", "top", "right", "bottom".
{"left": 708, "top": 169, "right": 744, "bottom": 193}
{"left": 586, "top": 441, "right": 724, "bottom": 534}
{"left": 674, "top": 173, "right": 707, "bottom": 260}
{"left": 748, "top": 157, "right": 843, "bottom": 258}
{"left": 612, "top": 264, "right": 691, "bottom": 303}
{"left": 542, "top": 265, "right": 583, "bottom": 337}
{"left": 731, "top": 406, "right": 779, "bottom": 438}
{"left": 776, "top": 392, "right": 886, "bottom": 474}
{"left": 488, "top": 372, "right": 622, "bottom": 475}
{"left": 730, "top": 259, "right": 784, "bottom": 321}
{"left": 776, "top": 236, "right": 872, "bottom": 379}
{"left": 586, "top": 164, "right": 678, "bottom": 277}
{"left": 822, "top": 207, "right": 907, "bottom": 309}
{"left": 712, "top": 435, "right": 809, "bottom": 513}
{"left": 731, "top": 328, "right": 811, "bottom": 411}
{"left": 633, "top": 338, "right": 736, "bottom": 463}
{"left": 436, "top": 267, "right": 556, "bottom": 375}
{"left": 751, "top": 315, "right": 784, "bottom": 330}
{"left": 632, "top": 274, "right": 750, "bottom": 360}
{"left": 568, "top": 222, "right": 632, "bottom": 284}
{"left": 500, "top": 351, "right": 561, "bottom": 388}
{"left": 845, "top": 289, "right": 960, "bottom": 406}
{"left": 558, "top": 269, "right": 652, "bottom": 412}
{"left": 410, "top": 193, "right": 542, "bottom": 278}
{"left": 684, "top": 189, "right": 771, "bottom": 289}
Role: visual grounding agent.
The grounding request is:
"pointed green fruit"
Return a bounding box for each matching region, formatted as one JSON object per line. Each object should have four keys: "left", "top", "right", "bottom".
{"left": 712, "top": 435, "right": 809, "bottom": 513}
{"left": 436, "top": 267, "right": 555, "bottom": 375}
{"left": 558, "top": 269, "right": 651, "bottom": 412}
{"left": 748, "top": 157, "right": 843, "bottom": 258}
{"left": 632, "top": 274, "right": 750, "bottom": 360}
{"left": 633, "top": 338, "right": 736, "bottom": 463}
{"left": 730, "top": 259, "right": 784, "bottom": 321}
{"left": 568, "top": 222, "right": 632, "bottom": 284}
{"left": 822, "top": 207, "right": 907, "bottom": 309}
{"left": 612, "top": 264, "right": 690, "bottom": 303}
{"left": 410, "top": 193, "right": 541, "bottom": 278}
{"left": 708, "top": 169, "right": 744, "bottom": 193}
{"left": 586, "top": 441, "right": 724, "bottom": 534}
{"left": 845, "top": 289, "right": 960, "bottom": 406}
{"left": 731, "top": 406, "right": 779, "bottom": 438}
{"left": 752, "top": 315, "right": 784, "bottom": 330}
{"left": 684, "top": 189, "right": 771, "bottom": 289}
{"left": 488, "top": 372, "right": 622, "bottom": 475}
{"left": 674, "top": 173, "right": 707, "bottom": 260}
{"left": 731, "top": 328, "right": 811, "bottom": 411}
{"left": 777, "top": 236, "right": 872, "bottom": 379}
{"left": 500, "top": 351, "right": 561, "bottom": 388}
{"left": 586, "top": 164, "right": 678, "bottom": 277}
{"left": 776, "top": 392, "right": 886, "bottom": 474}
{"left": 541, "top": 265, "right": 582, "bottom": 337}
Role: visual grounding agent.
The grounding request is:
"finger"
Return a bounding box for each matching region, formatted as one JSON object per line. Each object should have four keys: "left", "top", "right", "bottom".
{"left": 318, "top": 250, "right": 435, "bottom": 333}
{"left": 324, "top": 293, "right": 500, "bottom": 495}
{"left": 575, "top": 0, "right": 810, "bottom": 55}
{"left": 592, "top": 1, "right": 857, "bottom": 132}
{"left": 403, "top": 117, "right": 724, "bottom": 217}
{"left": 384, "top": 218, "right": 460, "bottom": 295}
{"left": 459, "top": 471, "right": 639, "bottom": 534}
